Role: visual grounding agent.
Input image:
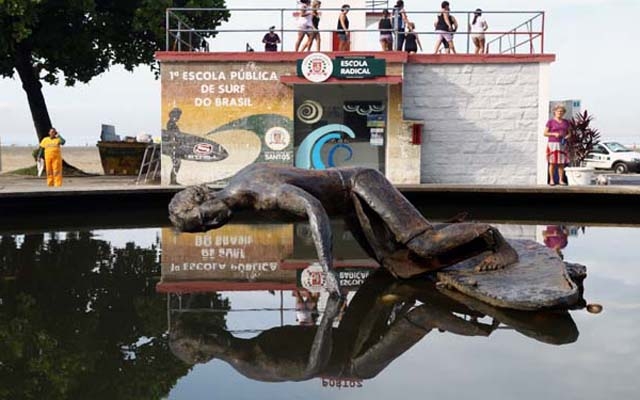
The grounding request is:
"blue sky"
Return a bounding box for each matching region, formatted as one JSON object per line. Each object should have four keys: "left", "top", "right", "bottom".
{"left": 1, "top": 0, "right": 638, "bottom": 146}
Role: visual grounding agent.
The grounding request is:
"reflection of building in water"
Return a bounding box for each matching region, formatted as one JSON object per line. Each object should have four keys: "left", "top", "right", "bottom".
{"left": 158, "top": 221, "right": 378, "bottom": 294}
{"left": 158, "top": 220, "right": 541, "bottom": 296}
{"left": 158, "top": 221, "right": 378, "bottom": 334}
{"left": 159, "top": 223, "right": 298, "bottom": 292}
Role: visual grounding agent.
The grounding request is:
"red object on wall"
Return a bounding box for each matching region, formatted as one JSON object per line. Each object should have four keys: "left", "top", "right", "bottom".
{"left": 332, "top": 32, "right": 340, "bottom": 51}
{"left": 411, "top": 123, "right": 423, "bottom": 145}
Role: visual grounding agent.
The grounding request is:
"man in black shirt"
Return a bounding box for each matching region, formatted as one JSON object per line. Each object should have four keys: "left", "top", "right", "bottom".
{"left": 262, "top": 26, "right": 281, "bottom": 52}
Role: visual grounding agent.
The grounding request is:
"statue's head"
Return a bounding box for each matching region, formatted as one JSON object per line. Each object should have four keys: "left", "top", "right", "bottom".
{"left": 169, "top": 319, "right": 232, "bottom": 365}
{"left": 169, "top": 185, "right": 232, "bottom": 232}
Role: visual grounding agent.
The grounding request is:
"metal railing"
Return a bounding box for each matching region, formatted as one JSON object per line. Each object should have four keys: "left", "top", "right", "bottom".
{"left": 366, "top": 0, "right": 390, "bottom": 11}
{"left": 165, "top": 7, "right": 546, "bottom": 55}
{"left": 486, "top": 12, "right": 545, "bottom": 54}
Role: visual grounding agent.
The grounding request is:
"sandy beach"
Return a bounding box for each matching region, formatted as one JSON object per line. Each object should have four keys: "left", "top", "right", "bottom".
{"left": 0, "top": 146, "right": 104, "bottom": 174}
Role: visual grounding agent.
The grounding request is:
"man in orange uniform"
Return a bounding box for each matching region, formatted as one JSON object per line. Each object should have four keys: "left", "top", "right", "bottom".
{"left": 38, "top": 128, "right": 66, "bottom": 186}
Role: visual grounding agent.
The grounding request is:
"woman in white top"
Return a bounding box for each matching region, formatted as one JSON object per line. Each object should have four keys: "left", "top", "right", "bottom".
{"left": 295, "top": 0, "right": 313, "bottom": 51}
{"left": 469, "top": 8, "right": 488, "bottom": 54}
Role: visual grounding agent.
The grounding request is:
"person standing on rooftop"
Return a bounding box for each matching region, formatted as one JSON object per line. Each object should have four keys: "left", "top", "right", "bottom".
{"left": 404, "top": 22, "right": 423, "bottom": 54}
{"left": 470, "top": 8, "right": 488, "bottom": 54}
{"left": 378, "top": 9, "right": 393, "bottom": 51}
{"left": 295, "top": 0, "right": 313, "bottom": 51}
{"left": 337, "top": 4, "right": 350, "bottom": 51}
{"left": 303, "top": 1, "right": 322, "bottom": 51}
{"left": 392, "top": 1, "right": 409, "bottom": 51}
{"left": 262, "top": 26, "right": 281, "bottom": 52}
{"left": 434, "top": 1, "right": 457, "bottom": 54}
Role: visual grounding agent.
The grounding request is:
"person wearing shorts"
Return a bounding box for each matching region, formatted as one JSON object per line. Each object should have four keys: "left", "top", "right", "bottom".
{"left": 403, "top": 22, "right": 422, "bottom": 53}
{"left": 378, "top": 9, "right": 393, "bottom": 51}
{"left": 470, "top": 8, "right": 488, "bottom": 54}
{"left": 337, "top": 4, "right": 350, "bottom": 51}
{"left": 392, "top": 1, "right": 409, "bottom": 51}
{"left": 434, "top": 1, "right": 457, "bottom": 54}
{"left": 303, "top": 1, "right": 322, "bottom": 51}
{"left": 295, "top": 0, "right": 313, "bottom": 51}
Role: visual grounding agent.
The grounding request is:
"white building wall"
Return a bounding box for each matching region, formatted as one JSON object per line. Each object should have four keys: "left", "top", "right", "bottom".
{"left": 404, "top": 63, "right": 549, "bottom": 184}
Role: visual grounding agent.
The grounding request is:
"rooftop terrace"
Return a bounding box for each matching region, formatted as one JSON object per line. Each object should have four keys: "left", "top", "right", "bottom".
{"left": 164, "top": 2, "right": 546, "bottom": 55}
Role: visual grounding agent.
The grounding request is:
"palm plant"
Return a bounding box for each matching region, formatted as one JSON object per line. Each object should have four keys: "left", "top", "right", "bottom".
{"left": 568, "top": 110, "right": 601, "bottom": 167}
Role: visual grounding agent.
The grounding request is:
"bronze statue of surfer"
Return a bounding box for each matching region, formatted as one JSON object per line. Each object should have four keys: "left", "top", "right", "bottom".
{"left": 168, "top": 164, "right": 518, "bottom": 294}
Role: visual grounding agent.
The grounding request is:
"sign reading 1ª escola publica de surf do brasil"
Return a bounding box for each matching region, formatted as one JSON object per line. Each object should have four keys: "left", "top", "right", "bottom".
{"left": 297, "top": 53, "right": 386, "bottom": 81}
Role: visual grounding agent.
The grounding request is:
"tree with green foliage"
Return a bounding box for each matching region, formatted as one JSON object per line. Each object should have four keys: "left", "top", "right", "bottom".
{"left": 0, "top": 232, "right": 231, "bottom": 400}
{"left": 0, "top": 0, "right": 229, "bottom": 142}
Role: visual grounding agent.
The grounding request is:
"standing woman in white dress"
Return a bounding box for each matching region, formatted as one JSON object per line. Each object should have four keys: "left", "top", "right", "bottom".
{"left": 295, "top": 0, "right": 313, "bottom": 51}
{"left": 470, "top": 8, "right": 488, "bottom": 54}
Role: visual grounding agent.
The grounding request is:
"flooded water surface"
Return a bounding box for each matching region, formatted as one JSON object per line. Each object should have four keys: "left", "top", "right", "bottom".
{"left": 1, "top": 222, "right": 638, "bottom": 400}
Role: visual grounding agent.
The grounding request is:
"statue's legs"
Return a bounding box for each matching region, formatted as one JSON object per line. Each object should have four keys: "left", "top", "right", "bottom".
{"left": 405, "top": 223, "right": 519, "bottom": 272}
{"left": 350, "top": 169, "right": 434, "bottom": 244}
{"left": 350, "top": 169, "right": 517, "bottom": 274}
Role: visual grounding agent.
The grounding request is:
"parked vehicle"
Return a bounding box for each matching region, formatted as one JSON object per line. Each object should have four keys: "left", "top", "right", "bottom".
{"left": 583, "top": 141, "right": 640, "bottom": 174}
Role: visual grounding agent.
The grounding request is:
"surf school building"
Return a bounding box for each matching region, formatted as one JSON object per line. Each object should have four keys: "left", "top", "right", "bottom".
{"left": 156, "top": 50, "right": 554, "bottom": 186}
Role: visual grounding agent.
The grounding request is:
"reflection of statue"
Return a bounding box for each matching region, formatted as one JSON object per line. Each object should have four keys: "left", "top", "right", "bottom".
{"left": 169, "top": 164, "right": 518, "bottom": 295}
{"left": 169, "top": 268, "right": 583, "bottom": 383}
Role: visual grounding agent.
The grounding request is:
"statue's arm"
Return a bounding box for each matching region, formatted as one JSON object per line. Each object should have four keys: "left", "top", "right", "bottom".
{"left": 275, "top": 184, "right": 341, "bottom": 296}
{"left": 275, "top": 184, "right": 333, "bottom": 271}
{"left": 304, "top": 294, "right": 343, "bottom": 377}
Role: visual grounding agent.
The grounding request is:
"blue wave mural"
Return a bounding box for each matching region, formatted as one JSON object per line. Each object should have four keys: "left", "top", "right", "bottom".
{"left": 327, "top": 144, "right": 353, "bottom": 167}
{"left": 295, "top": 124, "right": 356, "bottom": 170}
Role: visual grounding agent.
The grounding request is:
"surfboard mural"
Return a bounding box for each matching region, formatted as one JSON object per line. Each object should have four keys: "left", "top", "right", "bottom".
{"left": 161, "top": 108, "right": 294, "bottom": 185}
{"left": 160, "top": 61, "right": 294, "bottom": 185}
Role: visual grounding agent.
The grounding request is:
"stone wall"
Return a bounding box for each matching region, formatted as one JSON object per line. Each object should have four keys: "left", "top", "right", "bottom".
{"left": 404, "top": 63, "right": 547, "bottom": 184}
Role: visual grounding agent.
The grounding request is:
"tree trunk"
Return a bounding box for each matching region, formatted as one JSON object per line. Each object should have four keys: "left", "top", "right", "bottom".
{"left": 14, "top": 43, "right": 52, "bottom": 142}
{"left": 14, "top": 43, "right": 83, "bottom": 174}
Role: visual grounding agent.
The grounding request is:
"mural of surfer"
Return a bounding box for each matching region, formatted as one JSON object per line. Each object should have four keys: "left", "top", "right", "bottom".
{"left": 162, "top": 109, "right": 294, "bottom": 186}
{"left": 162, "top": 107, "right": 229, "bottom": 185}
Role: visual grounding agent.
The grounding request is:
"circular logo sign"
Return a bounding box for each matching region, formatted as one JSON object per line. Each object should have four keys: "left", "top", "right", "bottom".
{"left": 264, "top": 126, "right": 291, "bottom": 151}
{"left": 301, "top": 52, "right": 333, "bottom": 83}
{"left": 300, "top": 263, "right": 326, "bottom": 293}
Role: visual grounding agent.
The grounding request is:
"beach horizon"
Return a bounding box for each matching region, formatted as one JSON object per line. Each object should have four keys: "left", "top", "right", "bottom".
{"left": 0, "top": 145, "right": 104, "bottom": 174}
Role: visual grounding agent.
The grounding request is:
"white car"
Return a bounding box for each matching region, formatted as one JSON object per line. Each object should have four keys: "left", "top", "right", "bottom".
{"left": 583, "top": 141, "right": 640, "bottom": 174}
